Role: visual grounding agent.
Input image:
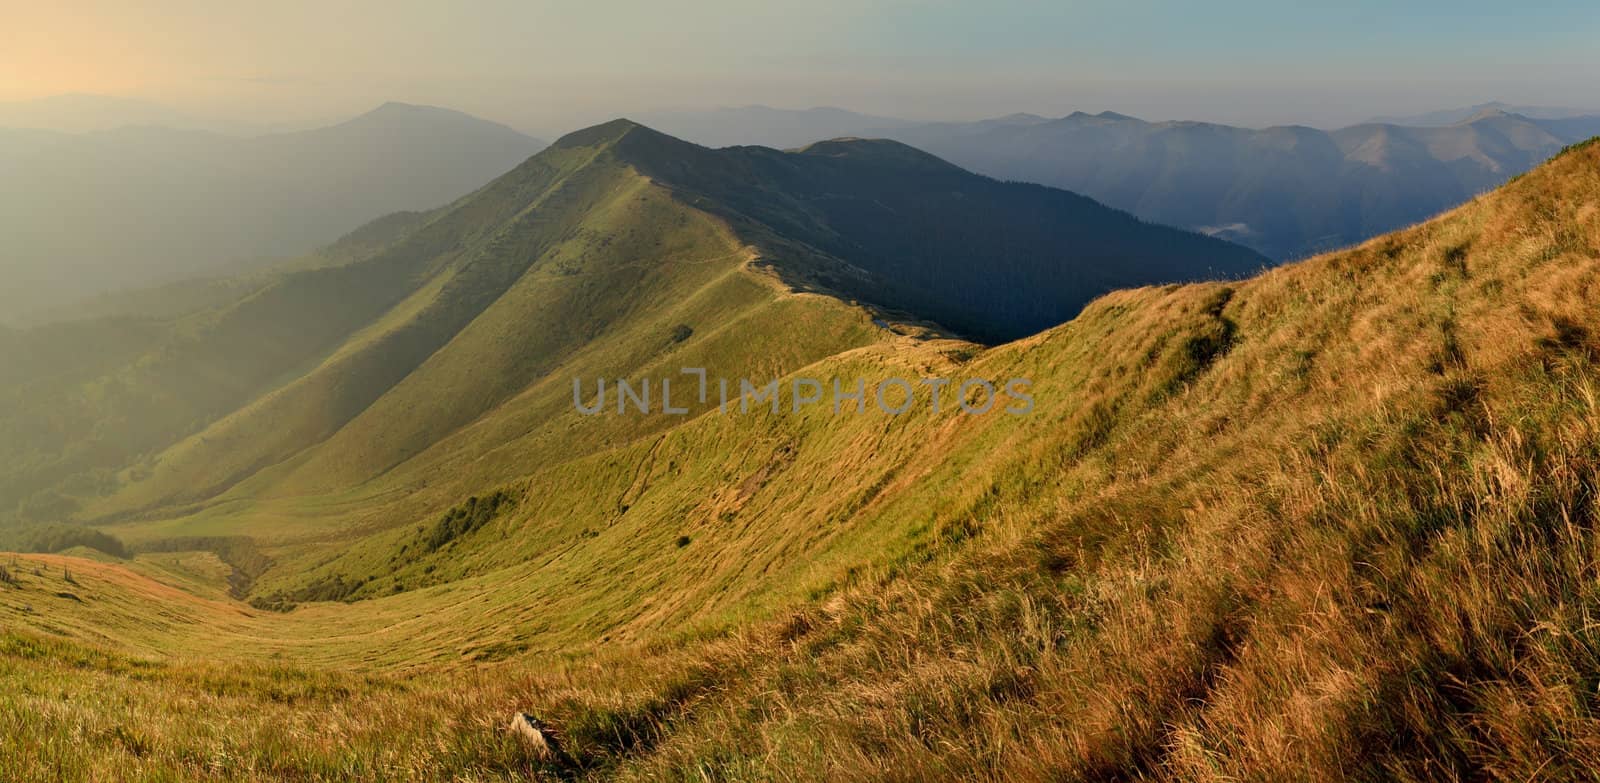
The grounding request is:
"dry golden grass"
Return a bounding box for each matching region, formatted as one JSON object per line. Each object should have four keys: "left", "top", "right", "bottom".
{"left": 594, "top": 141, "right": 1600, "bottom": 781}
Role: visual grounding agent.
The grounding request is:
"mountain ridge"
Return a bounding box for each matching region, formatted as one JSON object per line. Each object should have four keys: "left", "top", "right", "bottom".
{"left": 0, "top": 119, "right": 1260, "bottom": 540}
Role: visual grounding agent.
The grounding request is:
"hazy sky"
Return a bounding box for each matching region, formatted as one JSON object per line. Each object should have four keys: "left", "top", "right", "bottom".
{"left": 6, "top": 0, "right": 1600, "bottom": 135}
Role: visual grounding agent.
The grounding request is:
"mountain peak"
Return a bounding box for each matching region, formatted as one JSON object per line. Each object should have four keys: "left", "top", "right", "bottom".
{"left": 334, "top": 102, "right": 533, "bottom": 138}
{"left": 1457, "top": 106, "right": 1530, "bottom": 125}
{"left": 355, "top": 101, "right": 462, "bottom": 121}
{"left": 549, "top": 118, "right": 653, "bottom": 149}
{"left": 793, "top": 136, "right": 962, "bottom": 171}
{"left": 547, "top": 121, "right": 956, "bottom": 175}
{"left": 1060, "top": 110, "right": 1139, "bottom": 123}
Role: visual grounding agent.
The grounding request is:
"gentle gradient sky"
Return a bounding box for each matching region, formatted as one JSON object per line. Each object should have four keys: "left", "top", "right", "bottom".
{"left": 5, "top": 0, "right": 1600, "bottom": 134}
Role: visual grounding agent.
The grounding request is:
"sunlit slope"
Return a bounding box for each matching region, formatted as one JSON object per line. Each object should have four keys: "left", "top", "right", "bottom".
{"left": 3, "top": 215, "right": 1254, "bottom": 667}
{"left": 0, "top": 142, "right": 594, "bottom": 520}
{"left": 596, "top": 138, "right": 1600, "bottom": 780}
{"left": 92, "top": 124, "right": 883, "bottom": 525}
{"left": 4, "top": 298, "right": 1218, "bottom": 669}
{"left": 2, "top": 118, "right": 1260, "bottom": 535}
{"left": 0, "top": 228, "right": 441, "bottom": 518}
{"left": 1, "top": 206, "right": 1276, "bottom": 669}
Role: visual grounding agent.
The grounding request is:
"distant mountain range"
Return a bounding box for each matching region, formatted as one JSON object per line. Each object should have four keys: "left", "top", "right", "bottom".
{"left": 10, "top": 97, "right": 1597, "bottom": 324}
{"left": 1369, "top": 101, "right": 1600, "bottom": 126}
{"left": 887, "top": 109, "right": 1600, "bottom": 259}
{"left": 645, "top": 104, "right": 1600, "bottom": 261}
{"left": 0, "top": 102, "right": 544, "bottom": 323}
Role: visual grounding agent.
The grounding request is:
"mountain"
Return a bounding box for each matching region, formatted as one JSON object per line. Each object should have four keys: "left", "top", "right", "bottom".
{"left": 0, "top": 103, "right": 545, "bottom": 324}
{"left": 606, "top": 125, "right": 1267, "bottom": 340}
{"left": 1370, "top": 100, "right": 1600, "bottom": 126}
{"left": 1535, "top": 113, "right": 1600, "bottom": 143}
{"left": 0, "top": 118, "right": 1260, "bottom": 527}
{"left": 2, "top": 130, "right": 1599, "bottom": 780}
{"left": 879, "top": 109, "right": 1584, "bottom": 260}
{"left": 633, "top": 105, "right": 914, "bottom": 149}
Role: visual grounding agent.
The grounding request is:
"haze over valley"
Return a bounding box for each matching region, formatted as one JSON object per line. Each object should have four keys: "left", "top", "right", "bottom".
{"left": 0, "top": 102, "right": 542, "bottom": 322}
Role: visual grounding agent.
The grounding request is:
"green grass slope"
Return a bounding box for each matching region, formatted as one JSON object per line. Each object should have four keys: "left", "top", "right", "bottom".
{"left": 0, "top": 179, "right": 532, "bottom": 519}
{"left": 86, "top": 123, "right": 885, "bottom": 529}
{"left": 3, "top": 119, "right": 1260, "bottom": 537}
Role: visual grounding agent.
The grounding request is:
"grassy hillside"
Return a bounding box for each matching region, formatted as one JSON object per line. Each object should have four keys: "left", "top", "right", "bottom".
{"left": 5, "top": 129, "right": 1595, "bottom": 780}
{"left": 1, "top": 119, "right": 1258, "bottom": 529}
